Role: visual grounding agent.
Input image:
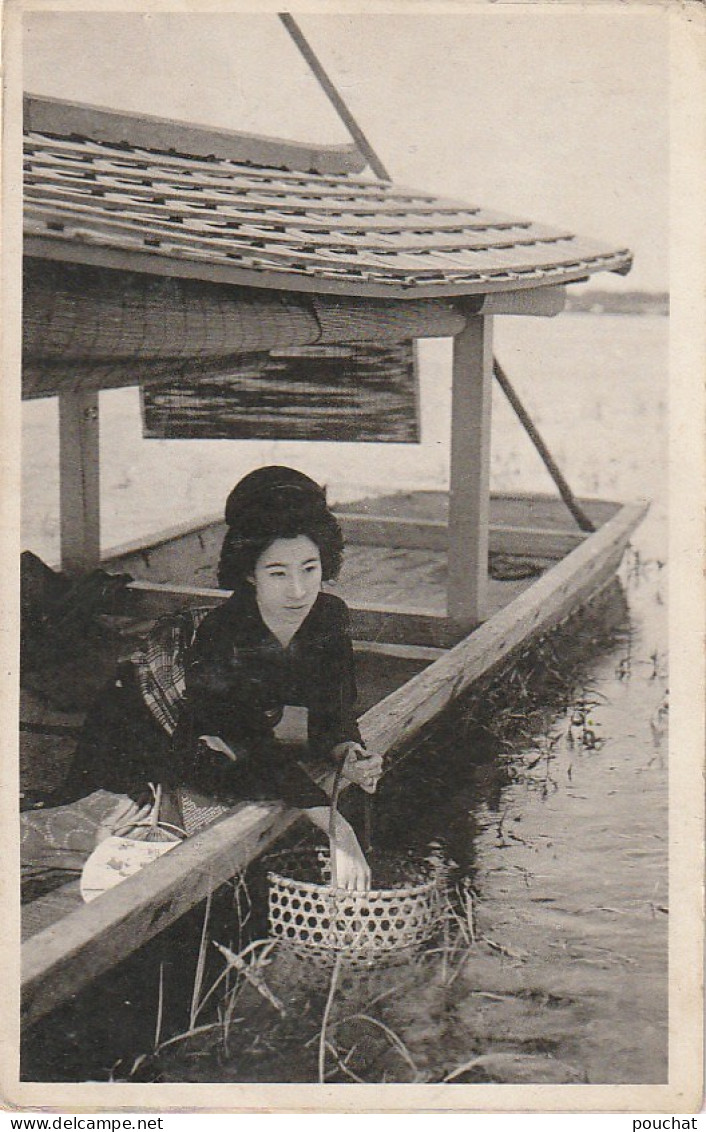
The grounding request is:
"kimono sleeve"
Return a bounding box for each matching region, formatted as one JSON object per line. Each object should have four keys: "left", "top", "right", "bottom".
{"left": 179, "top": 605, "right": 258, "bottom": 749}
{"left": 308, "top": 597, "right": 363, "bottom": 756}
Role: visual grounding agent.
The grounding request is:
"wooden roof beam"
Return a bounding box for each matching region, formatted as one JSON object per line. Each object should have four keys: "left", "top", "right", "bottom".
{"left": 22, "top": 234, "right": 608, "bottom": 302}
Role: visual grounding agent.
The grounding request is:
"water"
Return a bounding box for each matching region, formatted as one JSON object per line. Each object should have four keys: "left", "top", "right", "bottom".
{"left": 20, "top": 312, "right": 668, "bottom": 1083}
{"left": 382, "top": 568, "right": 667, "bottom": 1085}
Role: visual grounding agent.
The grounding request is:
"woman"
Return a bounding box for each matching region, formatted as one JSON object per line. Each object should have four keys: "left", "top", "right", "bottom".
{"left": 24, "top": 466, "right": 380, "bottom": 893}
{"left": 173, "top": 465, "right": 383, "bottom": 890}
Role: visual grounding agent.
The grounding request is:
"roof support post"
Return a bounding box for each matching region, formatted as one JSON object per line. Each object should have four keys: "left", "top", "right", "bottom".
{"left": 58, "top": 389, "right": 101, "bottom": 574}
{"left": 447, "top": 314, "right": 493, "bottom": 628}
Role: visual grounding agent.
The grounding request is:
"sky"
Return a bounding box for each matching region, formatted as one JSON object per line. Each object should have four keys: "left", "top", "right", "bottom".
{"left": 21, "top": 6, "right": 669, "bottom": 292}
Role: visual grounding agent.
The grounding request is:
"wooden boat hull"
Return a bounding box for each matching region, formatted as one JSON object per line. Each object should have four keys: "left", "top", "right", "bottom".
{"left": 21, "top": 497, "right": 647, "bottom": 1029}
{"left": 103, "top": 491, "right": 624, "bottom": 650}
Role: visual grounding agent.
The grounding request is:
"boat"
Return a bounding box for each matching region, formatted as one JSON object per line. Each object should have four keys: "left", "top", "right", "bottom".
{"left": 20, "top": 83, "right": 647, "bottom": 1030}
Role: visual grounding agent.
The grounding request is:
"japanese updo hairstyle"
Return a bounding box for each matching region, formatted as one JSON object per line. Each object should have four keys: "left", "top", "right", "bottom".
{"left": 217, "top": 466, "right": 344, "bottom": 592}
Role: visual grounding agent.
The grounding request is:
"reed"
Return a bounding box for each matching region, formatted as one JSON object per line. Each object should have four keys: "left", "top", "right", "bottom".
{"left": 153, "top": 963, "right": 165, "bottom": 1053}
{"left": 189, "top": 889, "right": 213, "bottom": 1031}
{"left": 317, "top": 954, "right": 342, "bottom": 1083}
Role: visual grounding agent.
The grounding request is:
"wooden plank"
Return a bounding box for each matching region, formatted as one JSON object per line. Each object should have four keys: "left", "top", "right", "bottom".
{"left": 26, "top": 203, "right": 586, "bottom": 285}
{"left": 23, "top": 234, "right": 623, "bottom": 305}
{"left": 353, "top": 640, "right": 445, "bottom": 663}
{"left": 102, "top": 514, "right": 223, "bottom": 566}
{"left": 97, "top": 494, "right": 610, "bottom": 576}
{"left": 25, "top": 186, "right": 473, "bottom": 225}
{"left": 23, "top": 93, "right": 366, "bottom": 177}
{"left": 22, "top": 802, "right": 295, "bottom": 1026}
{"left": 338, "top": 490, "right": 620, "bottom": 527}
{"left": 30, "top": 209, "right": 568, "bottom": 290}
{"left": 25, "top": 130, "right": 372, "bottom": 189}
{"left": 347, "top": 604, "right": 457, "bottom": 649}
{"left": 25, "top": 153, "right": 396, "bottom": 205}
{"left": 23, "top": 161, "right": 397, "bottom": 207}
{"left": 24, "top": 137, "right": 406, "bottom": 203}
{"left": 24, "top": 184, "right": 574, "bottom": 261}
{"left": 339, "top": 514, "right": 448, "bottom": 551}
{"left": 21, "top": 501, "right": 647, "bottom": 1028}
{"left": 24, "top": 182, "right": 448, "bottom": 237}
{"left": 123, "top": 580, "right": 227, "bottom": 614}
{"left": 22, "top": 175, "right": 530, "bottom": 235}
{"left": 123, "top": 580, "right": 457, "bottom": 648}
{"left": 23, "top": 168, "right": 439, "bottom": 223}
{"left": 447, "top": 315, "right": 494, "bottom": 627}
{"left": 374, "top": 232, "right": 571, "bottom": 256}
{"left": 476, "top": 286, "right": 566, "bottom": 318}
{"left": 489, "top": 525, "right": 584, "bottom": 559}
{"left": 23, "top": 138, "right": 550, "bottom": 232}
{"left": 338, "top": 513, "right": 584, "bottom": 559}
{"left": 25, "top": 183, "right": 454, "bottom": 242}
{"left": 58, "top": 390, "right": 101, "bottom": 574}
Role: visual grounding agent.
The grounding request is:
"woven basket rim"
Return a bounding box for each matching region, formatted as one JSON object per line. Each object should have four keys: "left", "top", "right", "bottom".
{"left": 267, "top": 870, "right": 440, "bottom": 900}
{"left": 266, "top": 847, "right": 443, "bottom": 901}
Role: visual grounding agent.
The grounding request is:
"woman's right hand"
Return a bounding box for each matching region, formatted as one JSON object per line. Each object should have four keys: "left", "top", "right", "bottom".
{"left": 303, "top": 805, "right": 371, "bottom": 890}
{"left": 329, "top": 815, "right": 371, "bottom": 891}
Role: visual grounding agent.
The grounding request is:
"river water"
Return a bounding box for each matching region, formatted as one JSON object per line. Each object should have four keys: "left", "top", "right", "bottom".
{"left": 20, "top": 312, "right": 669, "bottom": 1084}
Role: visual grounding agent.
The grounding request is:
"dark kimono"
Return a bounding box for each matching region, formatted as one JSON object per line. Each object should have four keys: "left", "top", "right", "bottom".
{"left": 174, "top": 587, "right": 362, "bottom": 809}
{"left": 21, "top": 588, "right": 362, "bottom": 880}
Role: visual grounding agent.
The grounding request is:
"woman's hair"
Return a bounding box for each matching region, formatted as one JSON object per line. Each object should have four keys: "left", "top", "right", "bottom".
{"left": 217, "top": 466, "right": 344, "bottom": 591}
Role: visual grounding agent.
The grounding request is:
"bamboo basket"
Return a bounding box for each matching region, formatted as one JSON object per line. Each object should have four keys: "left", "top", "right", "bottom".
{"left": 266, "top": 848, "right": 445, "bottom": 969}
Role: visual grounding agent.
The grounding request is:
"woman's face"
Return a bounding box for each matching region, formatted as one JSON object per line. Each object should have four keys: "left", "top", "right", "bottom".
{"left": 251, "top": 535, "right": 323, "bottom": 635}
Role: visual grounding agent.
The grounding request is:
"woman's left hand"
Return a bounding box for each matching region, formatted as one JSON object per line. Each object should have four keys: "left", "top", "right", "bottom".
{"left": 334, "top": 742, "right": 383, "bottom": 794}
{"left": 94, "top": 795, "right": 152, "bottom": 845}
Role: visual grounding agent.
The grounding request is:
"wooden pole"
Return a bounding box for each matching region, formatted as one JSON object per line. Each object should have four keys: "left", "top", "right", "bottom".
{"left": 58, "top": 389, "right": 101, "bottom": 574}
{"left": 448, "top": 315, "right": 494, "bottom": 627}
{"left": 277, "top": 15, "right": 594, "bottom": 606}
{"left": 278, "top": 13, "right": 391, "bottom": 182}
{"left": 493, "top": 359, "right": 596, "bottom": 533}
